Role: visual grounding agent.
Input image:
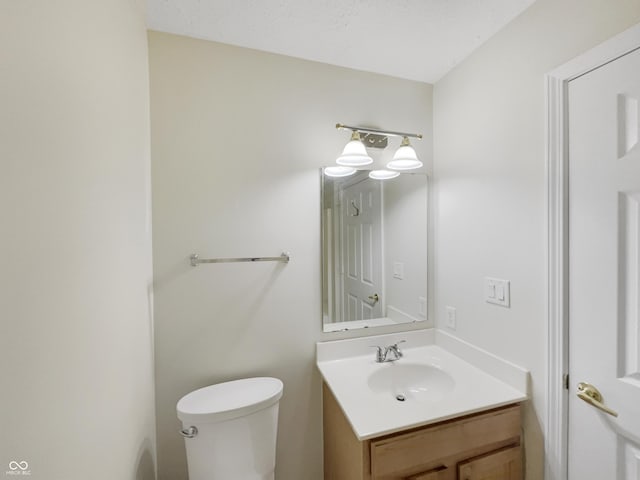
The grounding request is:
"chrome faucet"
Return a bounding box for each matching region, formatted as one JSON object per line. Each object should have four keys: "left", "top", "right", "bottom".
{"left": 370, "top": 340, "right": 406, "bottom": 363}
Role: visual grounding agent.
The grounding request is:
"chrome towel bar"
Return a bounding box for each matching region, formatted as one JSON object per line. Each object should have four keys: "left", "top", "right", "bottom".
{"left": 190, "top": 252, "right": 290, "bottom": 266}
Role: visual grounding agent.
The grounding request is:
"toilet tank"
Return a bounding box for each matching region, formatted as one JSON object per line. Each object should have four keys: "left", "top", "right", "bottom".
{"left": 177, "top": 377, "right": 284, "bottom": 480}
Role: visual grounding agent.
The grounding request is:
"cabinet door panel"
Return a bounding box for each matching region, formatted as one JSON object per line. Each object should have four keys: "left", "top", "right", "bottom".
{"left": 458, "top": 446, "right": 521, "bottom": 480}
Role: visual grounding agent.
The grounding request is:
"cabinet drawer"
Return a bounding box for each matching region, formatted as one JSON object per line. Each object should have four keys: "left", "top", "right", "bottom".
{"left": 370, "top": 405, "right": 520, "bottom": 479}
{"left": 406, "top": 465, "right": 448, "bottom": 480}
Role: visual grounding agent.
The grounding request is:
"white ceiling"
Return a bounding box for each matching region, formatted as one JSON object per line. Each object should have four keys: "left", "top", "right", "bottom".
{"left": 147, "top": 0, "right": 536, "bottom": 84}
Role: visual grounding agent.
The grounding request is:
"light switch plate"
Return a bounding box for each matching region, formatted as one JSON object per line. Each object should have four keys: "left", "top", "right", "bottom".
{"left": 485, "top": 277, "right": 510, "bottom": 307}
{"left": 418, "top": 297, "right": 427, "bottom": 318}
{"left": 393, "top": 262, "right": 404, "bottom": 279}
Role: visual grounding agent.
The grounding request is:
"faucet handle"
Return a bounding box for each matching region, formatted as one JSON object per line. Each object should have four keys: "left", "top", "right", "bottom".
{"left": 369, "top": 345, "right": 386, "bottom": 363}
{"left": 387, "top": 340, "right": 406, "bottom": 358}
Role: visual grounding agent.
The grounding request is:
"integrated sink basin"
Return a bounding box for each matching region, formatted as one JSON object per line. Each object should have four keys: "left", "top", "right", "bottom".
{"left": 316, "top": 330, "right": 528, "bottom": 439}
{"left": 367, "top": 362, "right": 455, "bottom": 402}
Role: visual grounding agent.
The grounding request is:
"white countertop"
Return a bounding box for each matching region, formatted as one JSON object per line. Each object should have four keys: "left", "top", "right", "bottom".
{"left": 316, "top": 329, "right": 528, "bottom": 440}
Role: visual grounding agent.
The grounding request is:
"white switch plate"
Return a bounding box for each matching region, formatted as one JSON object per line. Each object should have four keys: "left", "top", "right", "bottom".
{"left": 445, "top": 306, "right": 456, "bottom": 330}
{"left": 418, "top": 297, "right": 427, "bottom": 318}
{"left": 485, "top": 277, "right": 510, "bottom": 307}
{"left": 393, "top": 262, "right": 404, "bottom": 279}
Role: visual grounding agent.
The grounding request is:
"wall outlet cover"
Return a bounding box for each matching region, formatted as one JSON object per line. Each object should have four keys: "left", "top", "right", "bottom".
{"left": 445, "top": 306, "right": 456, "bottom": 330}
{"left": 418, "top": 296, "right": 427, "bottom": 318}
{"left": 393, "top": 262, "right": 404, "bottom": 279}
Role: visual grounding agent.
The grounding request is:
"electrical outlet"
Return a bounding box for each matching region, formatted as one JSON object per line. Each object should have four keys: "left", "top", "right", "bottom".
{"left": 393, "top": 262, "right": 404, "bottom": 279}
{"left": 445, "top": 306, "right": 457, "bottom": 330}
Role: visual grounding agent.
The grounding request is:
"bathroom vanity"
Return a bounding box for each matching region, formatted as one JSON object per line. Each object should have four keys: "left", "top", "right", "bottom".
{"left": 317, "top": 330, "right": 528, "bottom": 480}
{"left": 323, "top": 384, "right": 521, "bottom": 479}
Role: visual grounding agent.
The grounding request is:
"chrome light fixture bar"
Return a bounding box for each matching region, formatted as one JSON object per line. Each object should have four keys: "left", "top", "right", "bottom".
{"left": 336, "top": 123, "right": 423, "bottom": 140}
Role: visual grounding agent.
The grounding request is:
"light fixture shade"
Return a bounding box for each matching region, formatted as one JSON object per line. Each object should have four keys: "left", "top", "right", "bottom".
{"left": 369, "top": 169, "right": 400, "bottom": 180}
{"left": 324, "top": 166, "right": 356, "bottom": 177}
{"left": 336, "top": 131, "right": 373, "bottom": 166}
{"left": 387, "top": 136, "right": 423, "bottom": 170}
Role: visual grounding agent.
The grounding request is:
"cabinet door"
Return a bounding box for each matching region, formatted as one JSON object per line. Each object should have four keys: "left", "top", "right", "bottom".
{"left": 406, "top": 465, "right": 448, "bottom": 480}
{"left": 458, "top": 446, "right": 521, "bottom": 480}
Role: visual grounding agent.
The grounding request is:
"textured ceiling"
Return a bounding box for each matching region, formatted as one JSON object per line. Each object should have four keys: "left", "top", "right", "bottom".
{"left": 147, "top": 0, "right": 536, "bottom": 84}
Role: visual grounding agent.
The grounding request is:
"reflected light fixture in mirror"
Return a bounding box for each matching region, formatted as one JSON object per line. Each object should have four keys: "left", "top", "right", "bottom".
{"left": 324, "top": 166, "right": 356, "bottom": 177}
{"left": 369, "top": 170, "right": 400, "bottom": 180}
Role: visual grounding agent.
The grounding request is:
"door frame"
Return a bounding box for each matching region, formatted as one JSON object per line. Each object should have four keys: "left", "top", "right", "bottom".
{"left": 545, "top": 23, "right": 640, "bottom": 480}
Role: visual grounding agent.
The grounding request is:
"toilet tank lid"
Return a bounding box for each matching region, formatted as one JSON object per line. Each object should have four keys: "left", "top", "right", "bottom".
{"left": 177, "top": 377, "right": 284, "bottom": 424}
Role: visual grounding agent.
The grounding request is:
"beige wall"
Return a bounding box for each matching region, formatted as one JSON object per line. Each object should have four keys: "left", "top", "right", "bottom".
{"left": 433, "top": 0, "right": 640, "bottom": 478}
{"left": 0, "top": 2, "right": 156, "bottom": 479}
{"left": 148, "top": 31, "right": 432, "bottom": 480}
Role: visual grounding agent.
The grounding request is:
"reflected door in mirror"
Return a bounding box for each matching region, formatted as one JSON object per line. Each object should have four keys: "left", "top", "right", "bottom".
{"left": 322, "top": 169, "right": 429, "bottom": 332}
{"left": 342, "top": 178, "right": 383, "bottom": 321}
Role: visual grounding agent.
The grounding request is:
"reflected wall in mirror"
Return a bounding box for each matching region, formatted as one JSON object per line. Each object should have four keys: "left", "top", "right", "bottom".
{"left": 322, "top": 169, "right": 428, "bottom": 332}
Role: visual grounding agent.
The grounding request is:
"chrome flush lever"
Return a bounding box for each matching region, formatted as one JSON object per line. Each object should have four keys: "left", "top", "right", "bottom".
{"left": 179, "top": 426, "right": 198, "bottom": 438}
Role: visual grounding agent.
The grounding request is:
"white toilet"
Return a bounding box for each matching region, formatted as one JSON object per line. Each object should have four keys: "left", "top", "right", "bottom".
{"left": 177, "top": 377, "right": 284, "bottom": 480}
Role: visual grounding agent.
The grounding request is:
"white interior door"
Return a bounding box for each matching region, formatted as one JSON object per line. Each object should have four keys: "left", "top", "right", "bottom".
{"left": 568, "top": 47, "right": 640, "bottom": 478}
{"left": 341, "top": 177, "right": 383, "bottom": 321}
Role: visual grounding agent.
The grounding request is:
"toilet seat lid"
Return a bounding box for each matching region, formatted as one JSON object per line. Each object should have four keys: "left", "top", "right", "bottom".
{"left": 177, "top": 377, "right": 284, "bottom": 424}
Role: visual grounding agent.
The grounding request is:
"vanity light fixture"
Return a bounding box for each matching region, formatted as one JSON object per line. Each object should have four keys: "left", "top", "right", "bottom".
{"left": 333, "top": 124, "right": 423, "bottom": 179}
{"left": 387, "top": 136, "right": 423, "bottom": 171}
{"left": 335, "top": 131, "right": 373, "bottom": 166}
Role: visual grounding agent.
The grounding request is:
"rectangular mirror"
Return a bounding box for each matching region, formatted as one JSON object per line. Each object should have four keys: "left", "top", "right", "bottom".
{"left": 321, "top": 169, "right": 428, "bottom": 332}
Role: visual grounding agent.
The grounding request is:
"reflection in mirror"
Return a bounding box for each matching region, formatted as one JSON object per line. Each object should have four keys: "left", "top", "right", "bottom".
{"left": 322, "top": 169, "right": 428, "bottom": 332}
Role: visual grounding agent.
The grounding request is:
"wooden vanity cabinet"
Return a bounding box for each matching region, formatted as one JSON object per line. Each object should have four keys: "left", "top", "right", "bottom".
{"left": 323, "top": 384, "right": 522, "bottom": 480}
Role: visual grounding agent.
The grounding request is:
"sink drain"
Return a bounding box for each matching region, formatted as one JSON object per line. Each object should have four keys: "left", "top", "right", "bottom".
{"left": 395, "top": 394, "right": 406, "bottom": 402}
